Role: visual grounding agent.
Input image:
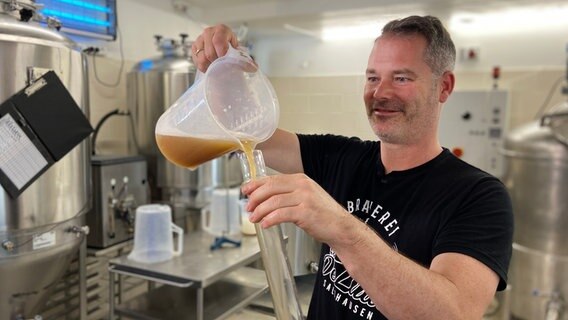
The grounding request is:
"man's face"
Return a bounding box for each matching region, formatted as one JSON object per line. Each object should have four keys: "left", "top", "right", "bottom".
{"left": 364, "top": 34, "right": 443, "bottom": 146}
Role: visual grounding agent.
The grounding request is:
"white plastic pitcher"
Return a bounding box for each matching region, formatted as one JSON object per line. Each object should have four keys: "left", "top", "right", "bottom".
{"left": 201, "top": 188, "right": 241, "bottom": 236}
{"left": 154, "top": 45, "right": 279, "bottom": 170}
{"left": 128, "top": 204, "right": 184, "bottom": 264}
{"left": 238, "top": 198, "right": 256, "bottom": 235}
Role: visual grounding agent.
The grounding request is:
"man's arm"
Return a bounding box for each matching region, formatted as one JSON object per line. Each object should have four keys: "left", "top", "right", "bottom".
{"left": 332, "top": 216, "right": 498, "bottom": 320}
{"left": 191, "top": 25, "right": 303, "bottom": 174}
{"left": 243, "top": 174, "right": 499, "bottom": 320}
{"left": 258, "top": 129, "right": 303, "bottom": 174}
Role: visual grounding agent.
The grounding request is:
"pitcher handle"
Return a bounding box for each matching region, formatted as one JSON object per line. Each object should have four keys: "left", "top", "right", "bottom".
{"left": 226, "top": 45, "right": 258, "bottom": 72}
{"left": 201, "top": 205, "right": 211, "bottom": 234}
{"left": 195, "top": 45, "right": 257, "bottom": 83}
{"left": 171, "top": 223, "right": 184, "bottom": 256}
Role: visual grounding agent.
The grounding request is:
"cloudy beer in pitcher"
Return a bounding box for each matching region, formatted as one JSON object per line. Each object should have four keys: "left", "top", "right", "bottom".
{"left": 156, "top": 134, "right": 240, "bottom": 170}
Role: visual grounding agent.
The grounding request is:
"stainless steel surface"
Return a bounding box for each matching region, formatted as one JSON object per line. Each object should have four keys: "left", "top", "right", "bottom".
{"left": 206, "top": 153, "right": 244, "bottom": 188}
{"left": 0, "top": 7, "right": 90, "bottom": 319}
{"left": 282, "top": 223, "right": 321, "bottom": 276}
{"left": 115, "top": 267, "right": 268, "bottom": 320}
{"left": 127, "top": 35, "right": 197, "bottom": 200}
{"left": 88, "top": 155, "right": 149, "bottom": 248}
{"left": 509, "top": 243, "right": 568, "bottom": 319}
{"left": 0, "top": 216, "right": 87, "bottom": 318}
{"left": 108, "top": 230, "right": 263, "bottom": 320}
{"left": 109, "top": 231, "right": 261, "bottom": 288}
{"left": 502, "top": 102, "right": 568, "bottom": 319}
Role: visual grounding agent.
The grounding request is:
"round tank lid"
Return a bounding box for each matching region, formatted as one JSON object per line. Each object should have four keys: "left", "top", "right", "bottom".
{"left": 503, "top": 120, "right": 568, "bottom": 161}
{"left": 0, "top": 14, "right": 77, "bottom": 48}
{"left": 132, "top": 55, "right": 196, "bottom": 72}
{"left": 542, "top": 101, "right": 568, "bottom": 145}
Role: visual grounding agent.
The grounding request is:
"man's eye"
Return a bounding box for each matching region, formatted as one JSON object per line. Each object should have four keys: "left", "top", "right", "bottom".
{"left": 367, "top": 77, "right": 379, "bottom": 82}
{"left": 395, "top": 76, "right": 409, "bottom": 82}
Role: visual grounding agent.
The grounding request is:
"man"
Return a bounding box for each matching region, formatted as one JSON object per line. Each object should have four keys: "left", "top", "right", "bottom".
{"left": 192, "top": 16, "right": 513, "bottom": 320}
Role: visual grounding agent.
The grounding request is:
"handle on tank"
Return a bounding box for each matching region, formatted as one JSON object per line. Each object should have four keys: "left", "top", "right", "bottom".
{"left": 540, "top": 111, "right": 568, "bottom": 146}
{"left": 540, "top": 112, "right": 568, "bottom": 127}
{"left": 171, "top": 223, "right": 184, "bottom": 256}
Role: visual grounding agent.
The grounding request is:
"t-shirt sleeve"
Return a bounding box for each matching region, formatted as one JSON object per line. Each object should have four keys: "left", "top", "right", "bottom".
{"left": 432, "top": 177, "right": 514, "bottom": 291}
{"left": 298, "top": 134, "right": 358, "bottom": 184}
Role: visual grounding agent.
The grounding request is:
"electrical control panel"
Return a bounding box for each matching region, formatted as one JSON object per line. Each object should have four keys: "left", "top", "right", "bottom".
{"left": 439, "top": 90, "right": 508, "bottom": 179}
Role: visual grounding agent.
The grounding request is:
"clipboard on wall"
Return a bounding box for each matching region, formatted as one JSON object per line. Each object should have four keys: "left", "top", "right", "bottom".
{"left": 0, "top": 71, "right": 93, "bottom": 198}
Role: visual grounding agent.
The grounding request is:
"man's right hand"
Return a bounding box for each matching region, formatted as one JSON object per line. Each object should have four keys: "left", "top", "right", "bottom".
{"left": 192, "top": 24, "right": 239, "bottom": 73}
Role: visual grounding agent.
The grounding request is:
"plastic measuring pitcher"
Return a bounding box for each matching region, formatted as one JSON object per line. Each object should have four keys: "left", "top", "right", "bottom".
{"left": 155, "top": 45, "right": 279, "bottom": 170}
{"left": 201, "top": 187, "right": 241, "bottom": 236}
{"left": 128, "top": 204, "right": 184, "bottom": 264}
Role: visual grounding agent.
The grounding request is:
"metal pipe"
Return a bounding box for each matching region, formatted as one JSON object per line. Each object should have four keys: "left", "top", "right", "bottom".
{"left": 545, "top": 292, "right": 564, "bottom": 320}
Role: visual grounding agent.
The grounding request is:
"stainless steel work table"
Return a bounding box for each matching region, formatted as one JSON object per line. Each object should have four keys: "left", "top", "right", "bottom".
{"left": 108, "top": 231, "right": 267, "bottom": 320}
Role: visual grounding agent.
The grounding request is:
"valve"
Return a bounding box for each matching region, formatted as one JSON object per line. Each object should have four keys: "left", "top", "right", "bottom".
{"left": 2, "top": 240, "right": 15, "bottom": 252}
{"left": 308, "top": 261, "right": 319, "bottom": 273}
{"left": 532, "top": 289, "right": 565, "bottom": 320}
{"left": 69, "top": 225, "right": 90, "bottom": 237}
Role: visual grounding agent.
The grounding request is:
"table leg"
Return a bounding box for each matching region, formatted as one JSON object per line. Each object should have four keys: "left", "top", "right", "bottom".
{"left": 197, "top": 287, "right": 204, "bottom": 320}
{"left": 109, "top": 270, "right": 115, "bottom": 320}
{"left": 79, "top": 237, "right": 87, "bottom": 320}
{"left": 118, "top": 273, "right": 123, "bottom": 304}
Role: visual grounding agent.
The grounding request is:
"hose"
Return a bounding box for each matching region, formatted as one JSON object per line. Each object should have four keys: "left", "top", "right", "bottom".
{"left": 91, "top": 108, "right": 129, "bottom": 155}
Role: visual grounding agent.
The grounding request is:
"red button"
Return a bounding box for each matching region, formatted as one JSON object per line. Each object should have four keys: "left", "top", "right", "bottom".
{"left": 452, "top": 147, "right": 464, "bottom": 158}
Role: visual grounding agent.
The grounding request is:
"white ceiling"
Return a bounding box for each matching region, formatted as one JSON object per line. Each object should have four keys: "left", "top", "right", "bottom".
{"left": 168, "top": 0, "right": 568, "bottom": 39}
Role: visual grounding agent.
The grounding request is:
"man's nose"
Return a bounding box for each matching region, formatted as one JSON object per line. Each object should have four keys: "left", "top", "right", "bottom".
{"left": 372, "top": 80, "right": 394, "bottom": 99}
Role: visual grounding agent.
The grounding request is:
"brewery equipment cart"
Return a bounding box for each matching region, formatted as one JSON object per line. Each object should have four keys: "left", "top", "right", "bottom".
{"left": 107, "top": 231, "right": 267, "bottom": 320}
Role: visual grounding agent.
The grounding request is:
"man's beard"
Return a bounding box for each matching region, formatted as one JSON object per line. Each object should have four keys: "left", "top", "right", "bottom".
{"left": 367, "top": 98, "right": 409, "bottom": 144}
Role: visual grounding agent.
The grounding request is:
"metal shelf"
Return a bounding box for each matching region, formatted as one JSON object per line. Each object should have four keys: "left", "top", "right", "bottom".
{"left": 108, "top": 231, "right": 264, "bottom": 320}
{"left": 115, "top": 267, "right": 268, "bottom": 320}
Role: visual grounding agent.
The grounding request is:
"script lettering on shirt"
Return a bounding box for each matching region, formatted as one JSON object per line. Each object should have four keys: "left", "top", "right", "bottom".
{"left": 321, "top": 198, "right": 402, "bottom": 318}
{"left": 323, "top": 277, "right": 375, "bottom": 320}
{"left": 322, "top": 249, "right": 376, "bottom": 318}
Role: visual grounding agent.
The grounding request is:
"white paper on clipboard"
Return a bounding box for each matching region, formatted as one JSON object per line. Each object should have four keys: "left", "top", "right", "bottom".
{"left": 0, "top": 113, "right": 48, "bottom": 189}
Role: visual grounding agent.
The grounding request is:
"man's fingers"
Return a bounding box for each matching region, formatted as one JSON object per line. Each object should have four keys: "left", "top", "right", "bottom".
{"left": 249, "top": 193, "right": 298, "bottom": 223}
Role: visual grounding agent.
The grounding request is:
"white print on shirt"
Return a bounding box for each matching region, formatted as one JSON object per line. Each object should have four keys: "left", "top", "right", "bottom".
{"left": 347, "top": 198, "right": 400, "bottom": 237}
{"left": 319, "top": 198, "right": 400, "bottom": 318}
{"left": 322, "top": 249, "right": 375, "bottom": 319}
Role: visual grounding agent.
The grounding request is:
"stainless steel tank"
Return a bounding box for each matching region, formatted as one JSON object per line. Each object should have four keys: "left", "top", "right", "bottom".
{"left": 0, "top": 1, "right": 90, "bottom": 319}
{"left": 127, "top": 34, "right": 241, "bottom": 227}
{"left": 502, "top": 101, "right": 568, "bottom": 319}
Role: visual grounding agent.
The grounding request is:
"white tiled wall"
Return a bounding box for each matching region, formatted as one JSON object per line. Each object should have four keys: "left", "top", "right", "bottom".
{"left": 87, "top": 54, "right": 565, "bottom": 154}
{"left": 87, "top": 56, "right": 135, "bottom": 155}
{"left": 270, "top": 76, "right": 376, "bottom": 141}
{"left": 268, "top": 68, "right": 566, "bottom": 143}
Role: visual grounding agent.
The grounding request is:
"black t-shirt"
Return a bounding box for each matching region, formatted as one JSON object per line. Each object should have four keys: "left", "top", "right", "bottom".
{"left": 298, "top": 134, "right": 514, "bottom": 320}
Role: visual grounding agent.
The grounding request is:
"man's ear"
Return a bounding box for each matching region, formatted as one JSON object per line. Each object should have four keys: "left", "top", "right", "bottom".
{"left": 439, "top": 71, "right": 455, "bottom": 103}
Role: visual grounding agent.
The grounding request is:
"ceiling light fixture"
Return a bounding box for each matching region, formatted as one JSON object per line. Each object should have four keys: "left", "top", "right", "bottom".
{"left": 321, "top": 22, "right": 385, "bottom": 42}
{"left": 450, "top": 4, "right": 568, "bottom": 35}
